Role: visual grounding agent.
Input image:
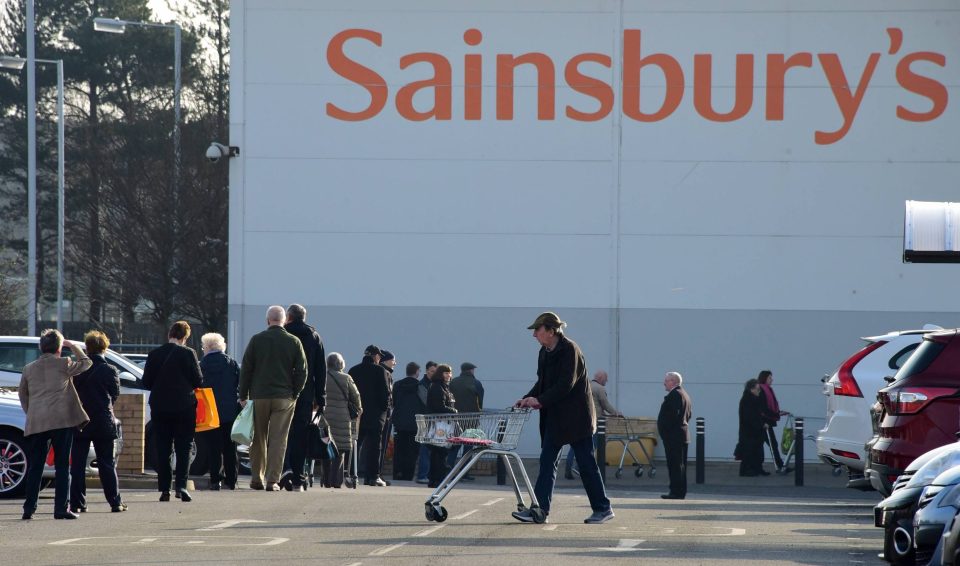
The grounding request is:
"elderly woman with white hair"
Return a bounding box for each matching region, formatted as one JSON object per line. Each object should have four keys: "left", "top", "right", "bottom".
{"left": 323, "top": 352, "right": 362, "bottom": 488}
{"left": 198, "top": 332, "right": 240, "bottom": 490}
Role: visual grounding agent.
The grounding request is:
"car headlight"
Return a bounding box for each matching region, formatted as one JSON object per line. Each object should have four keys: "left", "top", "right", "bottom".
{"left": 920, "top": 485, "right": 945, "bottom": 508}
{"left": 938, "top": 483, "right": 960, "bottom": 508}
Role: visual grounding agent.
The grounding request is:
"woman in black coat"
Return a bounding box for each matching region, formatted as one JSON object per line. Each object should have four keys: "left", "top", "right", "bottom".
{"left": 69, "top": 330, "right": 125, "bottom": 513}
{"left": 426, "top": 364, "right": 457, "bottom": 488}
{"left": 143, "top": 321, "right": 203, "bottom": 502}
{"left": 738, "top": 378, "right": 768, "bottom": 477}
{"left": 198, "top": 332, "right": 240, "bottom": 490}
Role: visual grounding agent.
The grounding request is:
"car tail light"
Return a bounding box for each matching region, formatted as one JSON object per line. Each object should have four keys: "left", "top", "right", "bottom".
{"left": 46, "top": 447, "right": 54, "bottom": 466}
{"left": 886, "top": 387, "right": 957, "bottom": 415}
{"left": 830, "top": 449, "right": 861, "bottom": 460}
{"left": 834, "top": 341, "right": 887, "bottom": 397}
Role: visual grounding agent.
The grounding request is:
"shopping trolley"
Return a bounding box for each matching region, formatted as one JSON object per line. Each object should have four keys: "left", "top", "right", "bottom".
{"left": 604, "top": 416, "right": 658, "bottom": 479}
{"left": 415, "top": 408, "right": 545, "bottom": 523}
{"left": 779, "top": 415, "right": 820, "bottom": 474}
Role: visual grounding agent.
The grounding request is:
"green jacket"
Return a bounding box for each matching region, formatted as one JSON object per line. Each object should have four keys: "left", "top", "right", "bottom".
{"left": 239, "top": 325, "right": 308, "bottom": 400}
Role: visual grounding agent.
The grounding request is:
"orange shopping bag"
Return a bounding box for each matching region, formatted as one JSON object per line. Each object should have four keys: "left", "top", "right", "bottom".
{"left": 195, "top": 388, "right": 220, "bottom": 432}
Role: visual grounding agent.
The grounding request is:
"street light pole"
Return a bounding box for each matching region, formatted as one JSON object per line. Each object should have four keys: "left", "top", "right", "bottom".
{"left": 1, "top": 55, "right": 66, "bottom": 332}
{"left": 26, "top": 0, "right": 36, "bottom": 336}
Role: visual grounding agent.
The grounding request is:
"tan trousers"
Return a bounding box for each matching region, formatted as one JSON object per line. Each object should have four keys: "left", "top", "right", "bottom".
{"left": 249, "top": 398, "right": 296, "bottom": 487}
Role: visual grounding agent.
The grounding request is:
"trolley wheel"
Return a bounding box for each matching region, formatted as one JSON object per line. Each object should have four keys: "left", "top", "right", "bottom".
{"left": 434, "top": 506, "right": 448, "bottom": 522}
{"left": 635, "top": 466, "right": 644, "bottom": 478}
{"left": 615, "top": 469, "right": 623, "bottom": 479}
{"left": 517, "top": 504, "right": 527, "bottom": 513}
{"left": 648, "top": 467, "right": 657, "bottom": 478}
{"left": 530, "top": 507, "right": 547, "bottom": 524}
{"left": 832, "top": 466, "right": 844, "bottom": 477}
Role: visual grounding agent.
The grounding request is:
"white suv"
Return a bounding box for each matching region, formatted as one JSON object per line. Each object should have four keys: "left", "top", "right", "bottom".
{"left": 816, "top": 325, "right": 940, "bottom": 484}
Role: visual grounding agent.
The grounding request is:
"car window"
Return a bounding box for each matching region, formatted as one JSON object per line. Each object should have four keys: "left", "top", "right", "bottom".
{"left": 0, "top": 345, "right": 40, "bottom": 373}
{"left": 892, "top": 340, "right": 946, "bottom": 382}
{"left": 889, "top": 343, "right": 920, "bottom": 370}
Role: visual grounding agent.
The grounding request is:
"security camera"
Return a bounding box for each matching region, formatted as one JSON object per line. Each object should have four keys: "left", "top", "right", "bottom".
{"left": 206, "top": 142, "right": 239, "bottom": 163}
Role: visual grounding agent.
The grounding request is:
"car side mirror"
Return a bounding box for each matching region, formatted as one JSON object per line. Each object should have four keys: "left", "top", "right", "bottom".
{"left": 821, "top": 374, "right": 831, "bottom": 383}
{"left": 883, "top": 376, "right": 896, "bottom": 383}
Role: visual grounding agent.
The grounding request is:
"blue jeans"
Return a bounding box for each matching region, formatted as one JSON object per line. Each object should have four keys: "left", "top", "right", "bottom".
{"left": 565, "top": 434, "right": 601, "bottom": 474}
{"left": 416, "top": 443, "right": 430, "bottom": 481}
{"left": 23, "top": 427, "right": 74, "bottom": 515}
{"left": 535, "top": 428, "right": 611, "bottom": 515}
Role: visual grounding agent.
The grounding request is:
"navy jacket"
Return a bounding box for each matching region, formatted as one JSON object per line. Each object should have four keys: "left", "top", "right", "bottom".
{"left": 73, "top": 354, "right": 120, "bottom": 439}
{"left": 200, "top": 351, "right": 240, "bottom": 422}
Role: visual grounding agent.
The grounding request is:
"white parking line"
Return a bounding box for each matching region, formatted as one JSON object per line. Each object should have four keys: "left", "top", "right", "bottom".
{"left": 369, "top": 542, "right": 407, "bottom": 556}
{"left": 413, "top": 525, "right": 446, "bottom": 537}
{"left": 451, "top": 509, "right": 478, "bottom": 520}
{"left": 543, "top": 525, "right": 558, "bottom": 531}
{"left": 481, "top": 498, "right": 504, "bottom": 506}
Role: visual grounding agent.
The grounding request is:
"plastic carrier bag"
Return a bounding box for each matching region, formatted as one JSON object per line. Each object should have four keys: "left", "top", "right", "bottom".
{"left": 231, "top": 401, "right": 255, "bottom": 444}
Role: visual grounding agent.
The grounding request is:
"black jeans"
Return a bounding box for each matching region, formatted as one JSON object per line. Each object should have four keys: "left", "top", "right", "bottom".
{"left": 662, "top": 438, "right": 688, "bottom": 497}
{"left": 152, "top": 409, "right": 195, "bottom": 492}
{"left": 23, "top": 427, "right": 73, "bottom": 515}
{"left": 358, "top": 427, "right": 383, "bottom": 481}
{"left": 283, "top": 397, "right": 313, "bottom": 486}
{"left": 199, "top": 416, "right": 237, "bottom": 486}
{"left": 393, "top": 430, "right": 418, "bottom": 480}
{"left": 70, "top": 435, "right": 121, "bottom": 509}
{"left": 428, "top": 445, "right": 449, "bottom": 486}
{"left": 765, "top": 425, "right": 785, "bottom": 469}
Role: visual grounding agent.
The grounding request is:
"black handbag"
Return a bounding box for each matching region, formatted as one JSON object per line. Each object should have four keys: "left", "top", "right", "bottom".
{"left": 307, "top": 413, "right": 338, "bottom": 461}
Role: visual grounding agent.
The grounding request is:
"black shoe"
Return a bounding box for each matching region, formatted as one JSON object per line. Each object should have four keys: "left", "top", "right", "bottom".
{"left": 159, "top": 491, "right": 171, "bottom": 502}
{"left": 21, "top": 511, "right": 33, "bottom": 520}
{"left": 224, "top": 482, "right": 237, "bottom": 490}
{"left": 111, "top": 503, "right": 128, "bottom": 512}
{"left": 178, "top": 489, "right": 192, "bottom": 502}
{"left": 661, "top": 493, "right": 685, "bottom": 500}
{"left": 71, "top": 505, "right": 87, "bottom": 514}
{"left": 54, "top": 510, "right": 80, "bottom": 520}
{"left": 209, "top": 482, "right": 221, "bottom": 491}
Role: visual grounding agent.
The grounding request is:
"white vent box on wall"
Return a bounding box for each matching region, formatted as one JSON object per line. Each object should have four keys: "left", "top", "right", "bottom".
{"left": 904, "top": 201, "right": 960, "bottom": 263}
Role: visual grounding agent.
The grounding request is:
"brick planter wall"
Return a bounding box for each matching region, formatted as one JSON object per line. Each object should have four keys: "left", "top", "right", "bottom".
{"left": 114, "top": 393, "right": 146, "bottom": 474}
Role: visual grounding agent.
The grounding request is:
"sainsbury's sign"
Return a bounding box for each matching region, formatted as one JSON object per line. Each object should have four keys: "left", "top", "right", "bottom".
{"left": 325, "top": 28, "right": 948, "bottom": 145}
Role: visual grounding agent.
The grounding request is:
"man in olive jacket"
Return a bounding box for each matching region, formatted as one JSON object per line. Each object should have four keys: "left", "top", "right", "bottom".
{"left": 514, "top": 312, "right": 613, "bottom": 525}
{"left": 239, "top": 305, "right": 308, "bottom": 491}
{"left": 19, "top": 329, "right": 91, "bottom": 520}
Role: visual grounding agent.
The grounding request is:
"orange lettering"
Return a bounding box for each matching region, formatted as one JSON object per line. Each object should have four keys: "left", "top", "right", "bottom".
{"left": 622, "top": 30, "right": 684, "bottom": 122}
{"left": 896, "top": 52, "right": 948, "bottom": 121}
{"left": 396, "top": 53, "right": 452, "bottom": 121}
{"left": 496, "top": 53, "right": 555, "bottom": 120}
{"left": 765, "top": 53, "right": 813, "bottom": 120}
{"left": 815, "top": 53, "right": 880, "bottom": 145}
{"left": 693, "top": 54, "right": 755, "bottom": 122}
{"left": 564, "top": 53, "right": 613, "bottom": 121}
{"left": 326, "top": 29, "right": 388, "bottom": 121}
{"left": 464, "top": 29, "right": 483, "bottom": 120}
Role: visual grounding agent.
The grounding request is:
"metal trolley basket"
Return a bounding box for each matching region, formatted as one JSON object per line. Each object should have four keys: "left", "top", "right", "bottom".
{"left": 415, "top": 408, "right": 545, "bottom": 523}
{"left": 604, "top": 416, "right": 658, "bottom": 479}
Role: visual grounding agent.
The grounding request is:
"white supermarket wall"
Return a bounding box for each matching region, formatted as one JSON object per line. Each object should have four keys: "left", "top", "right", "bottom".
{"left": 228, "top": 0, "right": 960, "bottom": 459}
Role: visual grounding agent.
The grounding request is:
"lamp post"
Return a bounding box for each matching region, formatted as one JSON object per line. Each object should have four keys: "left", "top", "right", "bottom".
{"left": 2, "top": 54, "right": 65, "bottom": 331}
{"left": 94, "top": 15, "right": 181, "bottom": 234}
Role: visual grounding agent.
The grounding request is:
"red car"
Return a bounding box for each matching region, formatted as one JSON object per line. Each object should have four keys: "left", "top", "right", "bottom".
{"left": 870, "top": 329, "right": 960, "bottom": 494}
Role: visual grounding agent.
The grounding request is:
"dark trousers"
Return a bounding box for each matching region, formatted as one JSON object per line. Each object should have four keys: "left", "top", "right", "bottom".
{"left": 70, "top": 435, "right": 121, "bottom": 509}
{"left": 535, "top": 428, "right": 611, "bottom": 515}
{"left": 378, "top": 418, "right": 392, "bottom": 476}
{"left": 765, "top": 425, "right": 785, "bottom": 469}
{"left": 199, "top": 417, "right": 237, "bottom": 487}
{"left": 739, "top": 436, "right": 765, "bottom": 475}
{"left": 357, "top": 427, "right": 383, "bottom": 481}
{"left": 284, "top": 397, "right": 313, "bottom": 486}
{"left": 153, "top": 409, "right": 195, "bottom": 492}
{"left": 428, "top": 445, "right": 449, "bottom": 486}
{"left": 416, "top": 443, "right": 430, "bottom": 481}
{"left": 662, "top": 438, "right": 688, "bottom": 497}
{"left": 23, "top": 427, "right": 73, "bottom": 515}
{"left": 393, "top": 430, "right": 418, "bottom": 480}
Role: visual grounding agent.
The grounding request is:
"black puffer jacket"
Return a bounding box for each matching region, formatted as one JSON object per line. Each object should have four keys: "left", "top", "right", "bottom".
{"left": 143, "top": 343, "right": 204, "bottom": 413}
{"left": 199, "top": 351, "right": 240, "bottom": 422}
{"left": 392, "top": 376, "right": 425, "bottom": 432}
{"left": 427, "top": 380, "right": 457, "bottom": 415}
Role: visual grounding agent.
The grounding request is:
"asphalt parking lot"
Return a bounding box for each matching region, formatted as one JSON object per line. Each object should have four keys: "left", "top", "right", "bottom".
{"left": 0, "top": 471, "right": 884, "bottom": 566}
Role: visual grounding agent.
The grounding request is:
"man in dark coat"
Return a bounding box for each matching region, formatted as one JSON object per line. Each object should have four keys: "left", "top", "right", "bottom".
{"left": 514, "top": 312, "right": 613, "bottom": 524}
{"left": 391, "top": 361, "right": 424, "bottom": 481}
{"left": 348, "top": 345, "right": 392, "bottom": 487}
{"left": 657, "top": 371, "right": 693, "bottom": 499}
{"left": 282, "top": 304, "right": 327, "bottom": 491}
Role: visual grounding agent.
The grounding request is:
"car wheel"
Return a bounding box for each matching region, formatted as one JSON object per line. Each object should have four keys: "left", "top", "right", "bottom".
{"left": 0, "top": 428, "right": 29, "bottom": 499}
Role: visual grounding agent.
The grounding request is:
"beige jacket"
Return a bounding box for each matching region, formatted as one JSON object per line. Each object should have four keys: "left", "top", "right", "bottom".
{"left": 590, "top": 380, "right": 621, "bottom": 417}
{"left": 19, "top": 343, "right": 91, "bottom": 436}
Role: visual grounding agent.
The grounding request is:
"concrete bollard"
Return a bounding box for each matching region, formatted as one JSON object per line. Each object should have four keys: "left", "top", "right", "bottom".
{"left": 695, "top": 417, "right": 705, "bottom": 484}
{"left": 794, "top": 417, "right": 804, "bottom": 487}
